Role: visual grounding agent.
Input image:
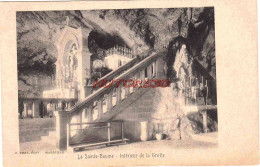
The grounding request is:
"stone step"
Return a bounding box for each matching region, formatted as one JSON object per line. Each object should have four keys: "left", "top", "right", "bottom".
{"left": 19, "top": 135, "right": 41, "bottom": 143}
{"left": 19, "top": 126, "right": 41, "bottom": 131}
{"left": 19, "top": 129, "right": 50, "bottom": 137}
{"left": 19, "top": 126, "right": 55, "bottom": 132}
{"left": 20, "top": 141, "right": 58, "bottom": 151}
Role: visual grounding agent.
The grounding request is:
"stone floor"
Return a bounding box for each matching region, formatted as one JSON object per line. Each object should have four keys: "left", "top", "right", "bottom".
{"left": 20, "top": 132, "right": 218, "bottom": 152}
{"left": 86, "top": 137, "right": 218, "bottom": 153}
{"left": 20, "top": 141, "right": 57, "bottom": 152}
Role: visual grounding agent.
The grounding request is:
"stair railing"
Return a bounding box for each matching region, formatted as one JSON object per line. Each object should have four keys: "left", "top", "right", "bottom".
{"left": 53, "top": 52, "right": 166, "bottom": 150}
{"left": 69, "top": 52, "right": 164, "bottom": 118}
{"left": 91, "top": 57, "right": 140, "bottom": 92}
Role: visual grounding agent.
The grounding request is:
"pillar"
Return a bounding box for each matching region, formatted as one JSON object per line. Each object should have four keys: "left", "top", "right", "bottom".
{"left": 140, "top": 68, "right": 146, "bottom": 86}
{"left": 77, "top": 110, "right": 83, "bottom": 129}
{"left": 23, "top": 102, "right": 27, "bottom": 118}
{"left": 121, "top": 122, "right": 124, "bottom": 140}
{"left": 32, "top": 100, "right": 40, "bottom": 118}
{"left": 107, "top": 91, "right": 113, "bottom": 112}
{"left": 116, "top": 85, "right": 122, "bottom": 104}
{"left": 152, "top": 61, "right": 156, "bottom": 77}
{"left": 201, "top": 111, "right": 209, "bottom": 133}
{"left": 107, "top": 122, "right": 111, "bottom": 142}
{"left": 155, "top": 57, "right": 165, "bottom": 79}
{"left": 147, "top": 64, "right": 153, "bottom": 79}
{"left": 54, "top": 111, "right": 70, "bottom": 150}
{"left": 80, "top": 28, "right": 92, "bottom": 100}
{"left": 86, "top": 103, "right": 93, "bottom": 122}
{"left": 67, "top": 102, "right": 71, "bottom": 109}
{"left": 97, "top": 97, "right": 103, "bottom": 118}
{"left": 134, "top": 72, "right": 140, "bottom": 92}
{"left": 125, "top": 86, "right": 130, "bottom": 97}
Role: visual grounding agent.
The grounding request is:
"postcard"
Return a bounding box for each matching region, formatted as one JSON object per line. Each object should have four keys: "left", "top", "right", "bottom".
{"left": 0, "top": 0, "right": 259, "bottom": 166}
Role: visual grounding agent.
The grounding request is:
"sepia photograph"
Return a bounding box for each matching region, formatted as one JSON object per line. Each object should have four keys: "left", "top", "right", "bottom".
{"left": 1, "top": 0, "right": 259, "bottom": 166}
{"left": 16, "top": 8, "right": 218, "bottom": 152}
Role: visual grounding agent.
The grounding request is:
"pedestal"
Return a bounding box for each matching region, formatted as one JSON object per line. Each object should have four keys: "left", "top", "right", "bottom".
{"left": 54, "top": 111, "right": 70, "bottom": 150}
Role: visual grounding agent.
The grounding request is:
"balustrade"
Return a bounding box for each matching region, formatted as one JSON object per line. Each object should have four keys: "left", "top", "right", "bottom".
{"left": 18, "top": 98, "right": 77, "bottom": 119}
{"left": 106, "top": 45, "right": 134, "bottom": 59}
{"left": 53, "top": 52, "right": 165, "bottom": 150}
{"left": 51, "top": 51, "right": 218, "bottom": 150}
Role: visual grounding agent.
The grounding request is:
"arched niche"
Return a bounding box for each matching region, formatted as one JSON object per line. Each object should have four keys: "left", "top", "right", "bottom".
{"left": 54, "top": 26, "right": 91, "bottom": 99}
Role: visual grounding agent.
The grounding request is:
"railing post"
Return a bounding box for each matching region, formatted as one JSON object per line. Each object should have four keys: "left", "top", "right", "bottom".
{"left": 66, "top": 123, "right": 71, "bottom": 151}
{"left": 134, "top": 72, "right": 140, "bottom": 92}
{"left": 121, "top": 121, "right": 124, "bottom": 140}
{"left": 129, "top": 77, "right": 134, "bottom": 94}
{"left": 152, "top": 61, "right": 156, "bottom": 77}
{"left": 155, "top": 57, "right": 165, "bottom": 78}
{"left": 67, "top": 102, "right": 71, "bottom": 109}
{"left": 86, "top": 103, "right": 93, "bottom": 122}
{"left": 205, "top": 79, "right": 208, "bottom": 105}
{"left": 125, "top": 86, "right": 130, "bottom": 97}
{"left": 107, "top": 91, "right": 113, "bottom": 112}
{"left": 155, "top": 58, "right": 159, "bottom": 77}
{"left": 54, "top": 111, "right": 70, "bottom": 150}
{"left": 107, "top": 122, "right": 111, "bottom": 142}
{"left": 116, "top": 84, "right": 122, "bottom": 104}
{"left": 97, "top": 97, "right": 103, "bottom": 118}
{"left": 147, "top": 64, "right": 153, "bottom": 79}
{"left": 140, "top": 68, "right": 145, "bottom": 86}
{"left": 77, "top": 110, "right": 83, "bottom": 130}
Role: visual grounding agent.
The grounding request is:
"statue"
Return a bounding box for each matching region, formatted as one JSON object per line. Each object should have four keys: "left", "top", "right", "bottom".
{"left": 173, "top": 44, "right": 193, "bottom": 97}
{"left": 68, "top": 44, "right": 78, "bottom": 79}
{"left": 174, "top": 44, "right": 189, "bottom": 78}
{"left": 66, "top": 16, "right": 70, "bottom": 26}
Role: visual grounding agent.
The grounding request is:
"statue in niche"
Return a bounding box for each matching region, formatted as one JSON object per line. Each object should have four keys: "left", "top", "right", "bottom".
{"left": 70, "top": 44, "right": 78, "bottom": 70}
{"left": 173, "top": 44, "right": 192, "bottom": 96}
{"left": 64, "top": 43, "right": 78, "bottom": 89}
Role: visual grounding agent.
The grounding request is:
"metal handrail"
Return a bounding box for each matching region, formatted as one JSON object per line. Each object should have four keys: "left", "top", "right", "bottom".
{"left": 68, "top": 120, "right": 125, "bottom": 146}
{"left": 70, "top": 120, "right": 123, "bottom": 126}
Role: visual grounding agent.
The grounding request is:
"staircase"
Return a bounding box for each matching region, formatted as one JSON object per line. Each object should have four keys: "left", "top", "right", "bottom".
{"left": 18, "top": 50, "right": 217, "bottom": 152}
{"left": 63, "top": 52, "right": 166, "bottom": 151}
{"left": 19, "top": 117, "right": 59, "bottom": 151}
{"left": 19, "top": 51, "right": 217, "bottom": 152}
{"left": 19, "top": 118, "right": 56, "bottom": 143}
{"left": 64, "top": 51, "right": 218, "bottom": 151}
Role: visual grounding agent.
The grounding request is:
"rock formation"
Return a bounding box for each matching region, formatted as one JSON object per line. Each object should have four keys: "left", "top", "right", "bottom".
{"left": 17, "top": 8, "right": 215, "bottom": 98}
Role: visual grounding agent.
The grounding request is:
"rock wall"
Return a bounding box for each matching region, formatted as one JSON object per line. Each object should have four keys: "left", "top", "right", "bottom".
{"left": 113, "top": 87, "right": 217, "bottom": 141}
{"left": 17, "top": 8, "right": 215, "bottom": 97}
{"left": 113, "top": 87, "right": 182, "bottom": 141}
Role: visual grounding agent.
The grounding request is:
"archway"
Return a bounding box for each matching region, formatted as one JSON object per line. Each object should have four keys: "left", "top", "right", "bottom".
{"left": 43, "top": 26, "right": 92, "bottom": 100}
